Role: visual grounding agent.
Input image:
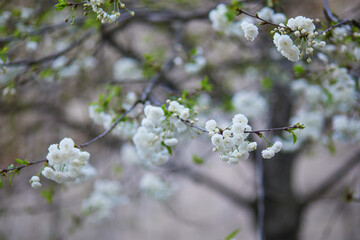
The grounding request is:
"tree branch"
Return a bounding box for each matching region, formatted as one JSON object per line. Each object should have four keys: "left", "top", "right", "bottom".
{"left": 166, "top": 161, "right": 253, "bottom": 209}
{"left": 1, "top": 29, "right": 94, "bottom": 67}
{"left": 301, "top": 149, "right": 360, "bottom": 205}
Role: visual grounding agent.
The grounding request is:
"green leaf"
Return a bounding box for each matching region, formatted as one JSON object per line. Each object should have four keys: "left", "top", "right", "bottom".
{"left": 0, "top": 46, "right": 8, "bottom": 63}
{"left": 222, "top": 95, "right": 235, "bottom": 112}
{"left": 0, "top": 177, "right": 3, "bottom": 189}
{"left": 200, "top": 76, "right": 213, "bottom": 92}
{"left": 55, "top": 0, "right": 68, "bottom": 11}
{"left": 261, "top": 77, "right": 273, "bottom": 90}
{"left": 291, "top": 132, "right": 297, "bottom": 144}
{"left": 189, "top": 48, "right": 197, "bottom": 56}
{"left": 112, "top": 164, "right": 123, "bottom": 176}
{"left": 225, "top": 228, "right": 241, "bottom": 240}
{"left": 293, "top": 64, "right": 305, "bottom": 76}
{"left": 15, "top": 158, "right": 28, "bottom": 165}
{"left": 15, "top": 158, "right": 24, "bottom": 164}
{"left": 230, "top": 1, "right": 243, "bottom": 8}
{"left": 161, "top": 142, "right": 172, "bottom": 155}
{"left": 181, "top": 90, "right": 189, "bottom": 100}
{"left": 9, "top": 172, "right": 15, "bottom": 185}
{"left": 84, "top": 16, "right": 101, "bottom": 30}
{"left": 41, "top": 188, "right": 54, "bottom": 204}
{"left": 192, "top": 155, "right": 204, "bottom": 165}
{"left": 39, "top": 68, "right": 54, "bottom": 78}
{"left": 225, "top": 9, "right": 235, "bottom": 22}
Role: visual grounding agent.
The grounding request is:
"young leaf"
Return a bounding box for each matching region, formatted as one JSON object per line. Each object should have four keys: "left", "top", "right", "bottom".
{"left": 161, "top": 142, "right": 172, "bottom": 155}
{"left": 15, "top": 158, "right": 25, "bottom": 165}
{"left": 293, "top": 64, "right": 305, "bottom": 76}
{"left": 41, "top": 188, "right": 54, "bottom": 204}
{"left": 192, "top": 155, "right": 205, "bottom": 165}
{"left": 225, "top": 228, "right": 241, "bottom": 240}
{"left": 9, "top": 172, "right": 15, "bottom": 185}
{"left": 55, "top": 0, "right": 68, "bottom": 11}
{"left": 291, "top": 132, "right": 297, "bottom": 144}
{"left": 200, "top": 76, "right": 213, "bottom": 92}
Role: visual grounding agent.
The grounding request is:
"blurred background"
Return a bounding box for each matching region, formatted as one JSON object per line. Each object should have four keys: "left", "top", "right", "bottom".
{"left": 0, "top": 0, "right": 360, "bottom": 239}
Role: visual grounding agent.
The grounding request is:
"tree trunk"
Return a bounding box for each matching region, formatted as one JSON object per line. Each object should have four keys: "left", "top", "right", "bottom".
{"left": 261, "top": 82, "right": 303, "bottom": 240}
{"left": 262, "top": 153, "right": 303, "bottom": 240}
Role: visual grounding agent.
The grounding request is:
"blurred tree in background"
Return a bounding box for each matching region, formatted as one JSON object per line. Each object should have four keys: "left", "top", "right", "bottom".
{"left": 0, "top": 0, "right": 360, "bottom": 239}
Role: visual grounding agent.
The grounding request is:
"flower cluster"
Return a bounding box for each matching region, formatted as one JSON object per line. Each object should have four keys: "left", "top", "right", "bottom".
{"left": 29, "top": 176, "right": 41, "bottom": 189}
{"left": 82, "top": 179, "right": 127, "bottom": 222}
{"left": 113, "top": 58, "right": 144, "bottom": 81}
{"left": 89, "top": 104, "right": 139, "bottom": 140}
{"left": 291, "top": 64, "right": 356, "bottom": 115}
{"left": 261, "top": 141, "right": 282, "bottom": 159}
{"left": 333, "top": 115, "right": 360, "bottom": 142}
{"left": 272, "top": 15, "right": 325, "bottom": 62}
{"left": 273, "top": 33, "right": 301, "bottom": 62}
{"left": 209, "top": 4, "right": 258, "bottom": 40}
{"left": 120, "top": 143, "right": 139, "bottom": 165}
{"left": 241, "top": 21, "right": 258, "bottom": 41}
{"left": 184, "top": 47, "right": 207, "bottom": 75}
{"left": 232, "top": 91, "right": 267, "bottom": 119}
{"left": 209, "top": 4, "right": 232, "bottom": 33}
{"left": 205, "top": 114, "right": 258, "bottom": 164}
{"left": 42, "top": 138, "right": 96, "bottom": 183}
{"left": 257, "top": 7, "right": 286, "bottom": 25}
{"left": 133, "top": 101, "right": 193, "bottom": 166}
{"left": 139, "top": 173, "right": 174, "bottom": 200}
{"left": 85, "top": 0, "right": 134, "bottom": 24}
{"left": 281, "top": 111, "right": 324, "bottom": 151}
{"left": 322, "top": 65, "right": 356, "bottom": 114}
{"left": 48, "top": 55, "right": 98, "bottom": 81}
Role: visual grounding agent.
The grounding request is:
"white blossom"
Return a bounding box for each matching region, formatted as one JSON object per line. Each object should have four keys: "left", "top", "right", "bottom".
{"left": 286, "top": 16, "right": 315, "bottom": 35}
{"left": 113, "top": 58, "right": 143, "bottom": 81}
{"left": 273, "top": 33, "right": 300, "bottom": 62}
{"left": 139, "top": 173, "right": 174, "bottom": 200}
{"left": 29, "top": 176, "right": 41, "bottom": 189}
{"left": 209, "top": 4, "right": 231, "bottom": 32}
{"left": 133, "top": 101, "right": 193, "bottom": 166}
{"left": 232, "top": 91, "right": 267, "bottom": 119}
{"left": 257, "top": 7, "right": 274, "bottom": 21}
{"left": 241, "top": 21, "right": 258, "bottom": 41}
{"left": 82, "top": 179, "right": 127, "bottom": 222}
{"left": 42, "top": 138, "right": 96, "bottom": 184}
{"left": 184, "top": 48, "right": 206, "bottom": 74}
{"left": 271, "top": 13, "right": 286, "bottom": 24}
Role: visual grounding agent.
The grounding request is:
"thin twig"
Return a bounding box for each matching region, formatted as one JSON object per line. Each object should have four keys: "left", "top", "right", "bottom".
{"left": 236, "top": 8, "right": 291, "bottom": 30}
{"left": 320, "top": 20, "right": 350, "bottom": 34}
{"left": 79, "top": 100, "right": 142, "bottom": 148}
{"left": 1, "top": 29, "right": 94, "bottom": 67}
{"left": 255, "top": 149, "right": 265, "bottom": 240}
{"left": 302, "top": 148, "right": 360, "bottom": 204}
{"left": 0, "top": 159, "right": 47, "bottom": 174}
{"left": 323, "top": 0, "right": 339, "bottom": 23}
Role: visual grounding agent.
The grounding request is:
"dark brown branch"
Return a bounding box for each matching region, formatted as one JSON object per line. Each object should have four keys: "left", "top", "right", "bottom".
{"left": 301, "top": 149, "right": 360, "bottom": 205}
{"left": 79, "top": 100, "right": 142, "bottom": 148}
{"left": 323, "top": 0, "right": 339, "bottom": 23}
{"left": 166, "top": 161, "right": 253, "bottom": 208}
{"left": 0, "top": 159, "right": 47, "bottom": 175}
{"left": 321, "top": 20, "right": 350, "bottom": 34}
{"left": 181, "top": 120, "right": 303, "bottom": 135}
{"left": 0, "top": 21, "right": 79, "bottom": 44}
{"left": 67, "top": 1, "right": 86, "bottom": 7}
{"left": 1, "top": 29, "right": 94, "bottom": 67}
{"left": 236, "top": 8, "right": 291, "bottom": 30}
